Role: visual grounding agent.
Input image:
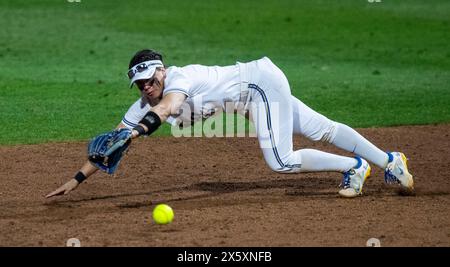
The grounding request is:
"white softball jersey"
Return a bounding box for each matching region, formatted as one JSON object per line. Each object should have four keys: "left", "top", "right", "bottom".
{"left": 121, "top": 57, "right": 338, "bottom": 173}
{"left": 122, "top": 63, "right": 241, "bottom": 129}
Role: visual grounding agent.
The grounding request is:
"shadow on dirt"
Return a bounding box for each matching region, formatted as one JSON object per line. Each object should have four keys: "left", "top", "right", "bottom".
{"left": 44, "top": 178, "right": 450, "bottom": 210}
{"left": 46, "top": 177, "right": 336, "bottom": 205}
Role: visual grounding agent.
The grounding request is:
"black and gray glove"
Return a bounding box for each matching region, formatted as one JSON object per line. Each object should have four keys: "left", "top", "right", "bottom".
{"left": 87, "top": 128, "right": 132, "bottom": 174}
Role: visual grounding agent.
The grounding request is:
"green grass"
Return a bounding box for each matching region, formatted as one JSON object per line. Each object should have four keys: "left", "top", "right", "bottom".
{"left": 0, "top": 0, "right": 449, "bottom": 144}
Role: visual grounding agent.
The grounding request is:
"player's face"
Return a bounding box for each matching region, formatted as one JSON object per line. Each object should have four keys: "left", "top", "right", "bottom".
{"left": 135, "top": 68, "right": 166, "bottom": 101}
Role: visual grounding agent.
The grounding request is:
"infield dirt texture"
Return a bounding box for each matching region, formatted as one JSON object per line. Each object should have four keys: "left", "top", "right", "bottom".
{"left": 1, "top": 0, "right": 449, "bottom": 247}
{"left": 1, "top": 125, "right": 450, "bottom": 246}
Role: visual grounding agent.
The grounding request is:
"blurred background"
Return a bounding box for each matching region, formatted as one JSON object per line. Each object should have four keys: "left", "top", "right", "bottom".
{"left": 0, "top": 0, "right": 449, "bottom": 144}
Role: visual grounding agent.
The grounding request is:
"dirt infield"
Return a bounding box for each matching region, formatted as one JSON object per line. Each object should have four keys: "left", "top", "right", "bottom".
{"left": 1, "top": 124, "right": 449, "bottom": 247}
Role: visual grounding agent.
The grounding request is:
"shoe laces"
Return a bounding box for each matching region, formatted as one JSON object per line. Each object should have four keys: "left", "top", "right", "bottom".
{"left": 384, "top": 152, "right": 398, "bottom": 184}
{"left": 384, "top": 165, "right": 400, "bottom": 184}
{"left": 341, "top": 169, "right": 355, "bottom": 189}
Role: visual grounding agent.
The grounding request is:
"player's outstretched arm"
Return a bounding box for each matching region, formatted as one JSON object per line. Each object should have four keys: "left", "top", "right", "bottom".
{"left": 131, "top": 92, "right": 186, "bottom": 138}
{"left": 45, "top": 161, "right": 98, "bottom": 198}
{"left": 45, "top": 93, "right": 186, "bottom": 199}
{"left": 45, "top": 123, "right": 129, "bottom": 199}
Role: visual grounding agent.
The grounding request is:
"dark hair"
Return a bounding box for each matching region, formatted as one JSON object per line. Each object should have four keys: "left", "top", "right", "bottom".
{"left": 128, "top": 49, "right": 163, "bottom": 69}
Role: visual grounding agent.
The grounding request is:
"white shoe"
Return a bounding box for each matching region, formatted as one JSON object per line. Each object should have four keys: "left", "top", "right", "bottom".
{"left": 384, "top": 152, "right": 414, "bottom": 190}
{"left": 339, "top": 157, "right": 371, "bottom": 198}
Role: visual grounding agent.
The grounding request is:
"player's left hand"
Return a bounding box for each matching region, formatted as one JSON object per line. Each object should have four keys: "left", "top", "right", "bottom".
{"left": 45, "top": 178, "right": 79, "bottom": 198}
{"left": 88, "top": 128, "right": 132, "bottom": 174}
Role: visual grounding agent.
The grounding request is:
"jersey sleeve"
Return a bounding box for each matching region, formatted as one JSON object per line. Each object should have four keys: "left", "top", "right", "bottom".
{"left": 162, "top": 67, "right": 192, "bottom": 97}
{"left": 121, "top": 98, "right": 151, "bottom": 129}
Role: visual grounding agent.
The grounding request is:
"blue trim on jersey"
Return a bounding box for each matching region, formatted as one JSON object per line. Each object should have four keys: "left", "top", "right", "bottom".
{"left": 248, "top": 84, "right": 301, "bottom": 170}
{"left": 122, "top": 117, "right": 138, "bottom": 128}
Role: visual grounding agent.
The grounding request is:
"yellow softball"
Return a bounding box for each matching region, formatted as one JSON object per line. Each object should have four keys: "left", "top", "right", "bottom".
{"left": 152, "top": 204, "right": 174, "bottom": 225}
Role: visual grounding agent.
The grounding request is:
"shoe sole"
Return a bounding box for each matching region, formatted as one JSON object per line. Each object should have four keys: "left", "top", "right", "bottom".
{"left": 339, "top": 165, "right": 371, "bottom": 198}
{"left": 399, "top": 153, "right": 414, "bottom": 190}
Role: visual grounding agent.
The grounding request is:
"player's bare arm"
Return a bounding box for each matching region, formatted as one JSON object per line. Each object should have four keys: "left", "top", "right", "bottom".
{"left": 131, "top": 92, "right": 187, "bottom": 138}
{"left": 46, "top": 89, "right": 186, "bottom": 199}
{"left": 45, "top": 161, "right": 97, "bottom": 198}
{"left": 45, "top": 123, "right": 129, "bottom": 199}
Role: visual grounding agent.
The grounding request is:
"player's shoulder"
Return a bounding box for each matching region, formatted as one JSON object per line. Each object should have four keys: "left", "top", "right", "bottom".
{"left": 166, "top": 66, "right": 189, "bottom": 80}
{"left": 164, "top": 66, "right": 193, "bottom": 97}
{"left": 165, "top": 64, "right": 208, "bottom": 84}
{"left": 167, "top": 64, "right": 205, "bottom": 75}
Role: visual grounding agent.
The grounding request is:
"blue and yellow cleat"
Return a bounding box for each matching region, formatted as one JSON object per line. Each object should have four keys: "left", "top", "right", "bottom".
{"left": 339, "top": 157, "right": 371, "bottom": 198}
{"left": 384, "top": 152, "right": 414, "bottom": 191}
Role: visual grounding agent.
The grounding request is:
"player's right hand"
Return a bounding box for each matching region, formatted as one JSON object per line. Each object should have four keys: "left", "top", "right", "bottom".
{"left": 45, "top": 179, "right": 79, "bottom": 198}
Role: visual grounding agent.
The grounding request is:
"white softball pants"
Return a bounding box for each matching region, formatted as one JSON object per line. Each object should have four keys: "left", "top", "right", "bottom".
{"left": 242, "top": 57, "right": 388, "bottom": 173}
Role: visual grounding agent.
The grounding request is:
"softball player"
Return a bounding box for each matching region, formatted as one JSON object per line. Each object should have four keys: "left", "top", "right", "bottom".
{"left": 46, "top": 49, "right": 414, "bottom": 198}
